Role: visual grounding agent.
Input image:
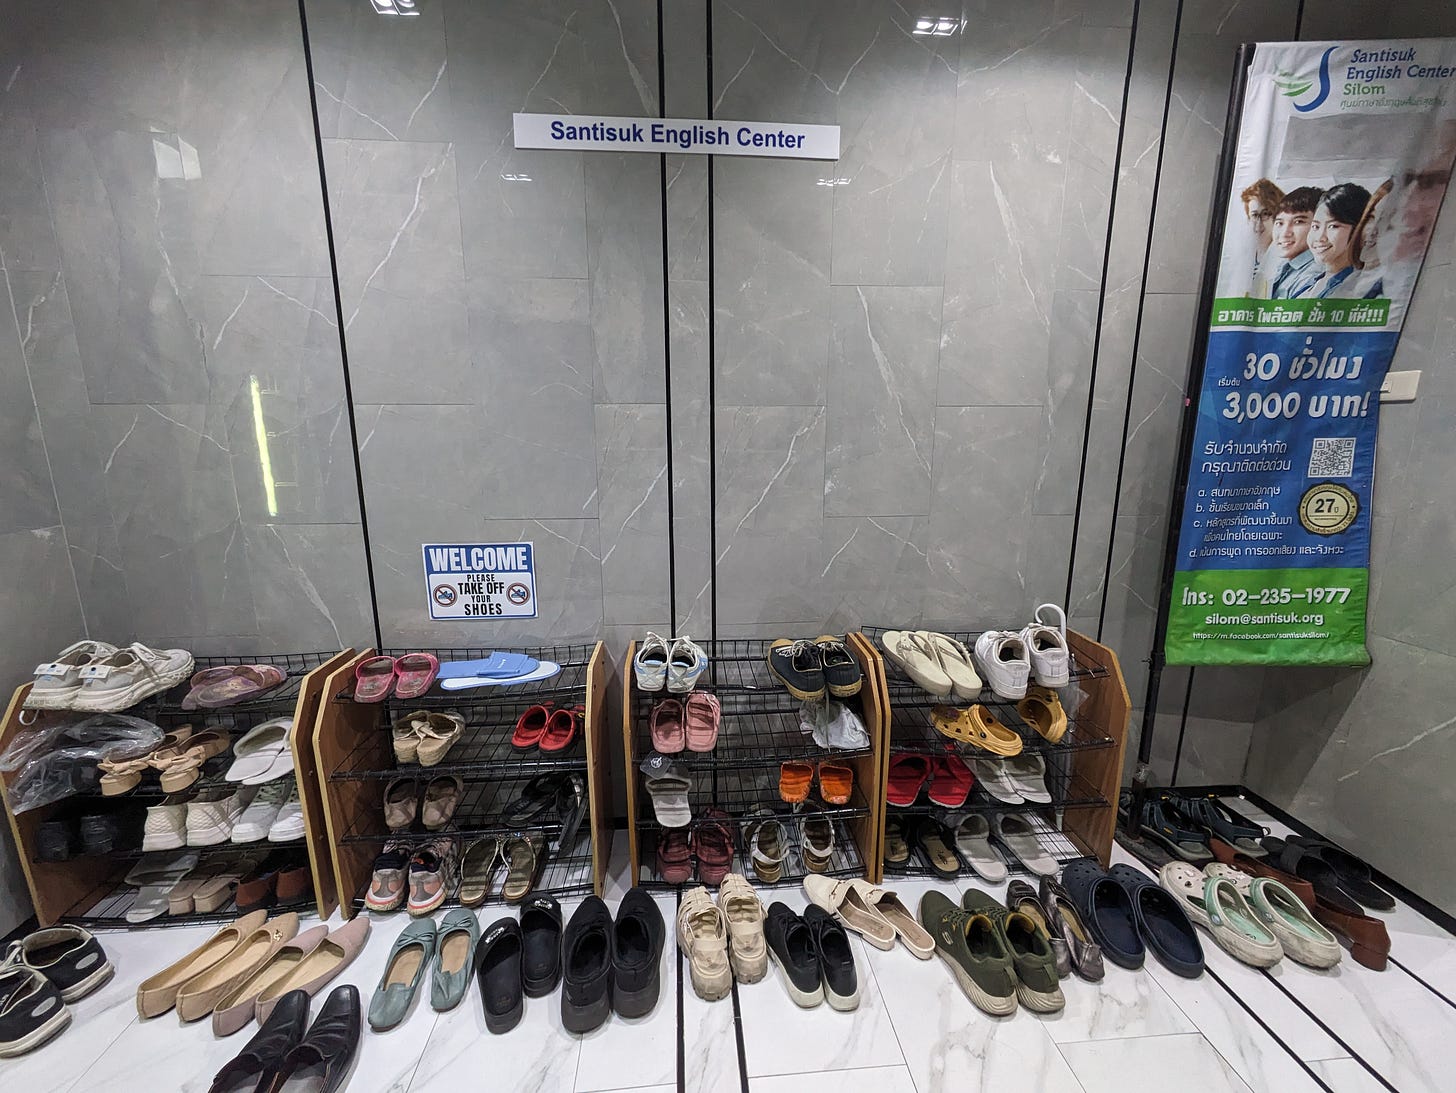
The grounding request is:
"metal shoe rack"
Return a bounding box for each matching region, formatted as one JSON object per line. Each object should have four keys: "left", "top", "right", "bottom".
{"left": 858, "top": 627, "right": 1130, "bottom": 882}
{"left": 0, "top": 649, "right": 353, "bottom": 927}
{"left": 623, "top": 635, "right": 888, "bottom": 889}
{"left": 313, "top": 644, "right": 611, "bottom": 919}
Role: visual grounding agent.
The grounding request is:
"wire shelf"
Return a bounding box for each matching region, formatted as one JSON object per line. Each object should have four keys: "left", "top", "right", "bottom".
{"left": 635, "top": 764, "right": 872, "bottom": 828}
{"left": 631, "top": 701, "right": 873, "bottom": 770}
{"left": 860, "top": 626, "right": 1110, "bottom": 705}
{"left": 634, "top": 638, "right": 865, "bottom": 696}
{"left": 347, "top": 845, "right": 597, "bottom": 914}
{"left": 127, "top": 651, "right": 337, "bottom": 722}
{"left": 882, "top": 811, "right": 1088, "bottom": 882}
{"left": 886, "top": 699, "right": 1115, "bottom": 761}
{"left": 334, "top": 644, "right": 597, "bottom": 705}
{"left": 882, "top": 766, "right": 1110, "bottom": 817}
{"left": 636, "top": 815, "right": 865, "bottom": 890}
{"left": 337, "top": 772, "right": 588, "bottom": 844}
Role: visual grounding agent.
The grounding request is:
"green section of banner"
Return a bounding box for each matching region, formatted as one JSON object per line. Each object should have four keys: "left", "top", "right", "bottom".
{"left": 1210, "top": 297, "right": 1390, "bottom": 328}
{"left": 1165, "top": 567, "right": 1371, "bottom": 666}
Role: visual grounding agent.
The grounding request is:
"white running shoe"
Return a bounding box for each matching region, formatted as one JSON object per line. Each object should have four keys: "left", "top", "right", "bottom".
{"left": 1021, "top": 603, "right": 1070, "bottom": 686}
{"left": 268, "top": 783, "right": 306, "bottom": 843}
{"left": 231, "top": 781, "right": 291, "bottom": 843}
{"left": 141, "top": 796, "right": 190, "bottom": 851}
{"left": 634, "top": 632, "right": 669, "bottom": 692}
{"left": 186, "top": 787, "right": 254, "bottom": 846}
{"left": 973, "top": 630, "right": 1030, "bottom": 700}
{"left": 68, "top": 642, "right": 194, "bottom": 713}
{"left": 667, "top": 635, "right": 708, "bottom": 693}
{"left": 24, "top": 640, "right": 118, "bottom": 710}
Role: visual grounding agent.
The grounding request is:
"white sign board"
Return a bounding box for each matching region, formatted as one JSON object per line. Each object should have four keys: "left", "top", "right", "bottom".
{"left": 422, "top": 542, "right": 538, "bottom": 620}
{"left": 513, "top": 112, "right": 841, "bottom": 160}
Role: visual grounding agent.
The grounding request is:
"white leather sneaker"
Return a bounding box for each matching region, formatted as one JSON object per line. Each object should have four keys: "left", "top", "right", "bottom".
{"left": 1021, "top": 603, "right": 1070, "bottom": 687}
{"left": 633, "top": 632, "right": 669, "bottom": 692}
{"left": 186, "top": 787, "right": 254, "bottom": 846}
{"left": 667, "top": 635, "right": 708, "bottom": 693}
{"left": 267, "top": 783, "right": 306, "bottom": 843}
{"left": 973, "top": 630, "right": 1030, "bottom": 699}
{"left": 141, "top": 796, "right": 190, "bottom": 851}
{"left": 231, "top": 781, "right": 291, "bottom": 843}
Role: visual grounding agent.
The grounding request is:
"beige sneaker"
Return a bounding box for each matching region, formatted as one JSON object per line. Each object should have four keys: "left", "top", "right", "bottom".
{"left": 676, "top": 886, "right": 731, "bottom": 1001}
{"left": 718, "top": 874, "right": 767, "bottom": 983}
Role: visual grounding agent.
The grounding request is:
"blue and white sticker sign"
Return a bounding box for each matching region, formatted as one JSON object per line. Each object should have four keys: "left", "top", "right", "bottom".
{"left": 422, "top": 543, "right": 537, "bottom": 621}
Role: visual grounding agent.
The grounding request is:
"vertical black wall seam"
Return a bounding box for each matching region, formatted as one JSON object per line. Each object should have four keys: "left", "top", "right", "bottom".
{"left": 1064, "top": 0, "right": 1143, "bottom": 616}
{"left": 1095, "top": 0, "right": 1186, "bottom": 641}
{"left": 706, "top": 0, "right": 719, "bottom": 643}
{"left": 296, "top": 0, "right": 383, "bottom": 649}
{"left": 1168, "top": 665, "right": 1196, "bottom": 783}
{"left": 1294, "top": 0, "right": 1307, "bottom": 40}
{"left": 657, "top": 0, "right": 678, "bottom": 631}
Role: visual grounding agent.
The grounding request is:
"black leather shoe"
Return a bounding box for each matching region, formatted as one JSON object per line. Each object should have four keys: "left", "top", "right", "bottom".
{"left": 270, "top": 984, "right": 360, "bottom": 1093}
{"left": 208, "top": 988, "right": 309, "bottom": 1093}
{"left": 612, "top": 887, "right": 665, "bottom": 1018}
{"left": 520, "top": 895, "right": 563, "bottom": 998}
{"left": 802, "top": 905, "right": 859, "bottom": 1011}
{"left": 764, "top": 902, "right": 822, "bottom": 1007}
{"left": 561, "top": 896, "right": 613, "bottom": 1033}
{"left": 475, "top": 917, "right": 524, "bottom": 1034}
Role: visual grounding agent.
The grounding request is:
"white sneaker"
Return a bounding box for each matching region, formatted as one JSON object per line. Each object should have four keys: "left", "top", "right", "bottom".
{"left": 634, "top": 632, "right": 669, "bottom": 692}
{"left": 186, "top": 787, "right": 254, "bottom": 846}
{"left": 1021, "top": 603, "right": 1070, "bottom": 687}
{"left": 267, "top": 783, "right": 306, "bottom": 843}
{"left": 24, "top": 640, "right": 118, "bottom": 710}
{"left": 141, "top": 796, "right": 190, "bottom": 851}
{"left": 667, "top": 635, "right": 707, "bottom": 693}
{"left": 973, "top": 631, "right": 1030, "bottom": 699}
{"left": 231, "top": 781, "right": 291, "bottom": 843}
{"left": 68, "top": 642, "right": 195, "bottom": 713}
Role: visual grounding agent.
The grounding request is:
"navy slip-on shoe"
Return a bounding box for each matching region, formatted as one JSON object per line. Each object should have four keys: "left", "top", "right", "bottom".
{"left": 1108, "top": 864, "right": 1204, "bottom": 978}
{"left": 1062, "top": 858, "right": 1144, "bottom": 970}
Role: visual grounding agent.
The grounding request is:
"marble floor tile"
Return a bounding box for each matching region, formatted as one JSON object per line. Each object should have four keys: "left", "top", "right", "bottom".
{"left": 680, "top": 954, "right": 743, "bottom": 1093}
{"left": 1058, "top": 1033, "right": 1254, "bottom": 1093}
{"left": 1032, "top": 959, "right": 1197, "bottom": 1043}
{"left": 750, "top": 1064, "right": 919, "bottom": 1092}
{"left": 1307, "top": 1057, "right": 1394, "bottom": 1093}
{"left": 735, "top": 888, "right": 905, "bottom": 1078}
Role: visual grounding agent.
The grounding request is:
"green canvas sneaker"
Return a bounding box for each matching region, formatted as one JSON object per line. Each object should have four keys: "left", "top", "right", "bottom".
{"left": 962, "top": 889, "right": 1065, "bottom": 1012}
{"left": 917, "top": 890, "right": 1016, "bottom": 1015}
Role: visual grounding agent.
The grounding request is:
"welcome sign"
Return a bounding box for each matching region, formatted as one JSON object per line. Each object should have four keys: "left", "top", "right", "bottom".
{"left": 513, "top": 112, "right": 841, "bottom": 160}
{"left": 1165, "top": 39, "right": 1456, "bottom": 666}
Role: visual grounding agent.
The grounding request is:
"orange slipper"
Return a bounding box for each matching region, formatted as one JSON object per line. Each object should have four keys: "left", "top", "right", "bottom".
{"left": 779, "top": 760, "right": 813, "bottom": 804}
{"left": 932, "top": 704, "right": 1023, "bottom": 756}
{"left": 1017, "top": 686, "right": 1068, "bottom": 743}
{"left": 817, "top": 761, "right": 853, "bottom": 805}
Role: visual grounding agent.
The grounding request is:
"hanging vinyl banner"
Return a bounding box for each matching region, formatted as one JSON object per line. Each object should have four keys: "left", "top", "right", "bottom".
{"left": 1166, "top": 38, "right": 1456, "bottom": 666}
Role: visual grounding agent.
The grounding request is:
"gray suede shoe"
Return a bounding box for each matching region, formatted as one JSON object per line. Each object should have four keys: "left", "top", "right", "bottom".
{"left": 430, "top": 908, "right": 480, "bottom": 1012}
{"left": 368, "top": 918, "right": 436, "bottom": 1031}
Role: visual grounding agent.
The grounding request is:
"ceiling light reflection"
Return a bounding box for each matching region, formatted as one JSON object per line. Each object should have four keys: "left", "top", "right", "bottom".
{"left": 912, "top": 16, "right": 962, "bottom": 36}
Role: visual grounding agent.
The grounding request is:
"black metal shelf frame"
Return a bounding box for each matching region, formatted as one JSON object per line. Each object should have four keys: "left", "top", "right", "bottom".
{"left": 336, "top": 772, "right": 587, "bottom": 845}
{"left": 634, "top": 761, "right": 872, "bottom": 828}
{"left": 637, "top": 815, "right": 866, "bottom": 889}
{"left": 632, "top": 703, "right": 873, "bottom": 770}
{"left": 133, "top": 651, "right": 338, "bottom": 722}
{"left": 347, "top": 847, "right": 597, "bottom": 915}
{"left": 882, "top": 811, "right": 1087, "bottom": 882}
{"left": 333, "top": 644, "right": 596, "bottom": 705}
{"left": 886, "top": 700, "right": 1115, "bottom": 761}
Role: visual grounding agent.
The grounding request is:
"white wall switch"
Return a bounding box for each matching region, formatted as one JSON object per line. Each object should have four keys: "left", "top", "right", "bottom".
{"left": 1380, "top": 370, "right": 1420, "bottom": 402}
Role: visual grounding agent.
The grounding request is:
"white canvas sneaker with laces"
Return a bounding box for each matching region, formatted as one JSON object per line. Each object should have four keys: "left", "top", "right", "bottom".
{"left": 68, "top": 642, "right": 195, "bottom": 713}
{"left": 267, "top": 783, "right": 306, "bottom": 842}
{"left": 231, "top": 780, "right": 292, "bottom": 843}
{"left": 24, "top": 640, "right": 118, "bottom": 710}
{"left": 667, "top": 635, "right": 708, "bottom": 693}
{"left": 973, "top": 630, "right": 1030, "bottom": 699}
{"left": 633, "top": 632, "right": 669, "bottom": 692}
{"left": 1021, "top": 603, "right": 1070, "bottom": 687}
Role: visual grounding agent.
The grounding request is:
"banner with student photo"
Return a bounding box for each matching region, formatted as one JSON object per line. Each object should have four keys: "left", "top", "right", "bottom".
{"left": 1166, "top": 38, "right": 1456, "bottom": 666}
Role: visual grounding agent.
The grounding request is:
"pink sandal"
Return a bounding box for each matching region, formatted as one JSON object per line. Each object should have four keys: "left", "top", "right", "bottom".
{"left": 684, "top": 692, "right": 721, "bottom": 752}
{"left": 353, "top": 656, "right": 397, "bottom": 702}
{"left": 393, "top": 652, "right": 439, "bottom": 700}
{"left": 650, "top": 699, "right": 685, "bottom": 753}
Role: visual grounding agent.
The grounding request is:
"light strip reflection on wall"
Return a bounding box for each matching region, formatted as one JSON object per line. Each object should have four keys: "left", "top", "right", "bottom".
{"left": 249, "top": 375, "right": 280, "bottom": 517}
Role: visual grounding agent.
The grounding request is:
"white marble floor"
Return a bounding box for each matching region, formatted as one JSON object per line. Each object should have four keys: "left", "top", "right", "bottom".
{"left": 15, "top": 801, "right": 1453, "bottom": 1093}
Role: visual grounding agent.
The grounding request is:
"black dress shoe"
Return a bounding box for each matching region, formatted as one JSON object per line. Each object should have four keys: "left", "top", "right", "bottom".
{"left": 802, "top": 906, "right": 859, "bottom": 1011}
{"left": 209, "top": 988, "right": 309, "bottom": 1093}
{"left": 520, "top": 895, "right": 563, "bottom": 998}
{"left": 561, "top": 896, "right": 613, "bottom": 1033}
{"left": 764, "top": 902, "right": 823, "bottom": 1007}
{"left": 475, "top": 917, "right": 524, "bottom": 1034}
{"left": 612, "top": 887, "right": 665, "bottom": 1018}
{"left": 269, "top": 984, "right": 361, "bottom": 1093}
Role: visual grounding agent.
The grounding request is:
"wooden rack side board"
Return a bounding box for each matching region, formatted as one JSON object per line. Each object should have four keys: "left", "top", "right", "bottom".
{"left": 1062, "top": 630, "right": 1132, "bottom": 867}
{"left": 621, "top": 640, "right": 642, "bottom": 886}
{"left": 847, "top": 632, "right": 891, "bottom": 886}
{"left": 291, "top": 647, "right": 356, "bottom": 920}
{"left": 311, "top": 649, "right": 380, "bottom": 921}
{"left": 584, "top": 642, "right": 611, "bottom": 898}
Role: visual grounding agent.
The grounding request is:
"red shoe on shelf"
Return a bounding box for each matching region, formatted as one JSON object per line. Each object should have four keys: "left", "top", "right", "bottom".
{"left": 927, "top": 753, "right": 974, "bottom": 808}
{"left": 539, "top": 707, "right": 582, "bottom": 753}
{"left": 511, "top": 703, "right": 554, "bottom": 749}
{"left": 886, "top": 754, "right": 931, "bottom": 806}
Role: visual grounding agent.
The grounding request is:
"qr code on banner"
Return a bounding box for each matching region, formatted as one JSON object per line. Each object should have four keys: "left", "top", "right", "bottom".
{"left": 1309, "top": 437, "right": 1356, "bottom": 478}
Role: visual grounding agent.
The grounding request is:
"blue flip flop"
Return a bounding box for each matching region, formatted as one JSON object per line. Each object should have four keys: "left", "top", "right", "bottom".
{"left": 1108, "top": 864, "right": 1204, "bottom": 977}
{"left": 1062, "top": 857, "right": 1144, "bottom": 970}
{"left": 437, "top": 652, "right": 540, "bottom": 680}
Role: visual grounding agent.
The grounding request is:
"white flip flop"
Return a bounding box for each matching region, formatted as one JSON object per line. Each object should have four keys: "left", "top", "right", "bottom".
{"left": 993, "top": 813, "right": 1059, "bottom": 876}
{"left": 123, "top": 849, "right": 200, "bottom": 923}
{"left": 879, "top": 631, "right": 953, "bottom": 697}
{"left": 225, "top": 719, "right": 294, "bottom": 784}
{"left": 949, "top": 813, "right": 1008, "bottom": 883}
{"left": 1004, "top": 754, "right": 1051, "bottom": 804}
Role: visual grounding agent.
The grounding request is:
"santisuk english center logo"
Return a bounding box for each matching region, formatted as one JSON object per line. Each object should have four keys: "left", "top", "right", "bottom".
{"left": 1275, "top": 46, "right": 1336, "bottom": 112}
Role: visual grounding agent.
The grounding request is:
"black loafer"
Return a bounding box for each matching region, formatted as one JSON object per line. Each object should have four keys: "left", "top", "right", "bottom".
{"left": 271, "top": 984, "right": 360, "bottom": 1093}
{"left": 520, "top": 895, "right": 563, "bottom": 998}
{"left": 561, "top": 897, "right": 614, "bottom": 1033}
{"left": 475, "top": 918, "right": 525, "bottom": 1034}
{"left": 209, "top": 988, "right": 309, "bottom": 1093}
{"left": 613, "top": 887, "right": 665, "bottom": 1018}
{"left": 764, "top": 902, "right": 823, "bottom": 1008}
{"left": 1108, "top": 864, "right": 1204, "bottom": 977}
{"left": 802, "top": 905, "right": 858, "bottom": 1011}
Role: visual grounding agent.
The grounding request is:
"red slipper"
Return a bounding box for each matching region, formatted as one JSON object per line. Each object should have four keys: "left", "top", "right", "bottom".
{"left": 927, "top": 753, "right": 974, "bottom": 808}
{"left": 511, "top": 703, "right": 554, "bottom": 749}
{"left": 886, "top": 754, "right": 931, "bottom": 806}
{"left": 539, "top": 707, "right": 581, "bottom": 752}
{"left": 353, "top": 656, "right": 397, "bottom": 702}
{"left": 393, "top": 652, "right": 440, "bottom": 700}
